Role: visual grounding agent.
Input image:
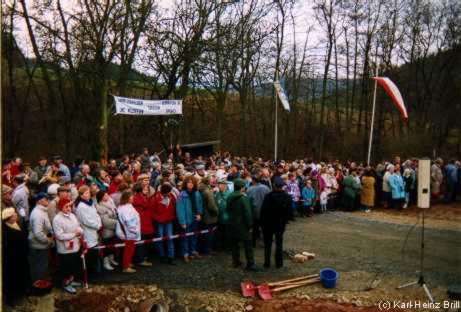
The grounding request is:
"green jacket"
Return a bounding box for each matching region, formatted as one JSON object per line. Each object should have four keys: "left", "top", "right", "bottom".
{"left": 214, "top": 190, "right": 230, "bottom": 224}
{"left": 342, "top": 175, "right": 361, "bottom": 199}
{"left": 198, "top": 183, "right": 218, "bottom": 225}
{"left": 226, "top": 191, "right": 252, "bottom": 240}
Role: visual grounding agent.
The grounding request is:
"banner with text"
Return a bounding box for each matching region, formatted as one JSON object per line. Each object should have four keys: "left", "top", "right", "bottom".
{"left": 113, "top": 96, "right": 182, "bottom": 116}
{"left": 273, "top": 80, "right": 290, "bottom": 112}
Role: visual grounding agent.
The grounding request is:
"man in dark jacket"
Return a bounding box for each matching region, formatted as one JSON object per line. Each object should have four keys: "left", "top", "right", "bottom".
{"left": 260, "top": 176, "right": 292, "bottom": 268}
{"left": 198, "top": 177, "right": 218, "bottom": 255}
{"left": 226, "top": 179, "right": 259, "bottom": 271}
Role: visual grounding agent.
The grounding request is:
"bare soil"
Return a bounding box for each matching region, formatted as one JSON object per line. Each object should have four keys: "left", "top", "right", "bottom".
{"left": 248, "top": 298, "right": 404, "bottom": 312}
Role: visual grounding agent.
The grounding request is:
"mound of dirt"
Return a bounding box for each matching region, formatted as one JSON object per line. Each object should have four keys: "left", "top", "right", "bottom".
{"left": 248, "top": 298, "right": 405, "bottom": 312}
{"left": 54, "top": 285, "right": 170, "bottom": 312}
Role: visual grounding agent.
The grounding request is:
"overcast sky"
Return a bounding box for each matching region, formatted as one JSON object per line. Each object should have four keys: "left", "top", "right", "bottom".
{"left": 13, "top": 0, "right": 324, "bottom": 77}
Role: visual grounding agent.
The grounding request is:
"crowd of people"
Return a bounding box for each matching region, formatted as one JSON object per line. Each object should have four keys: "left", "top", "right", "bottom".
{"left": 2, "top": 148, "right": 460, "bottom": 304}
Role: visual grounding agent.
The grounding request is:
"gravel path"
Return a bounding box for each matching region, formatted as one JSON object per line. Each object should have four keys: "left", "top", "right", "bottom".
{"left": 93, "top": 211, "right": 461, "bottom": 292}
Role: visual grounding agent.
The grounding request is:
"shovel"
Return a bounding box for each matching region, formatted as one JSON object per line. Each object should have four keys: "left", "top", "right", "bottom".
{"left": 241, "top": 273, "right": 319, "bottom": 298}
{"left": 256, "top": 273, "right": 319, "bottom": 292}
{"left": 258, "top": 277, "right": 321, "bottom": 300}
{"left": 241, "top": 281, "right": 257, "bottom": 297}
{"left": 265, "top": 273, "right": 319, "bottom": 287}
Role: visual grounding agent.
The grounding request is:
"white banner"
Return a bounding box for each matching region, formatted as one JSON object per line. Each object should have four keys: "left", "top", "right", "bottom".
{"left": 113, "top": 96, "right": 182, "bottom": 116}
{"left": 274, "top": 81, "right": 290, "bottom": 112}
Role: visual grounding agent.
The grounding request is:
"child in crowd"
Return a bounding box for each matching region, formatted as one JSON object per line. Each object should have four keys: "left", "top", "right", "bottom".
{"left": 286, "top": 173, "right": 301, "bottom": 216}
{"left": 319, "top": 189, "right": 328, "bottom": 213}
{"left": 301, "top": 180, "right": 316, "bottom": 217}
{"left": 402, "top": 169, "right": 412, "bottom": 209}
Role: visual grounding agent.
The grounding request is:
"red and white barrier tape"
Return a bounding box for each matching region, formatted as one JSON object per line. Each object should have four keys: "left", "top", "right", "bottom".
{"left": 86, "top": 226, "right": 217, "bottom": 251}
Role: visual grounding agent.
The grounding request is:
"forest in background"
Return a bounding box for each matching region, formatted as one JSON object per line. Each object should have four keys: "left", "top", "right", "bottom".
{"left": 1, "top": 0, "right": 460, "bottom": 163}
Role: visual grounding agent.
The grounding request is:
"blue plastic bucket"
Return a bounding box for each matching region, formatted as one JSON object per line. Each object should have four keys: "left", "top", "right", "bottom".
{"left": 320, "top": 268, "right": 338, "bottom": 288}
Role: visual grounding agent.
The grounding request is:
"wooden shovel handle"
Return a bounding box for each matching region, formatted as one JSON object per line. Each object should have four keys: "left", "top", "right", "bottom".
{"left": 272, "top": 277, "right": 320, "bottom": 292}
{"left": 268, "top": 274, "right": 319, "bottom": 287}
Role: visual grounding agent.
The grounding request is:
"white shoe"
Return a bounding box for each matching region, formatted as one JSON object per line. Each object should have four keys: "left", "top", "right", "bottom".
{"left": 103, "top": 257, "right": 114, "bottom": 271}
{"left": 109, "top": 254, "right": 119, "bottom": 266}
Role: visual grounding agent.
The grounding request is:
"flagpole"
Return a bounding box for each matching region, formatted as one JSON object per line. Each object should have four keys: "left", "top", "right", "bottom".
{"left": 367, "top": 61, "right": 379, "bottom": 166}
{"left": 274, "top": 70, "right": 279, "bottom": 162}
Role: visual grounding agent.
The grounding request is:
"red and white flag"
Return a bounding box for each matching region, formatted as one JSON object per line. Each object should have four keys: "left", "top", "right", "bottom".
{"left": 372, "top": 77, "right": 408, "bottom": 120}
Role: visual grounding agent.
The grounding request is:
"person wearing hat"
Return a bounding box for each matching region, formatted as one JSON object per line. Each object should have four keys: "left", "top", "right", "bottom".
{"left": 52, "top": 198, "right": 83, "bottom": 294}
{"left": 47, "top": 184, "right": 68, "bottom": 223}
{"left": 28, "top": 192, "right": 54, "bottom": 283}
{"left": 260, "top": 176, "right": 292, "bottom": 268}
{"left": 2, "top": 184, "right": 13, "bottom": 210}
{"left": 2, "top": 207, "right": 31, "bottom": 305}
{"left": 12, "top": 175, "right": 30, "bottom": 224}
{"left": 194, "top": 164, "right": 207, "bottom": 183}
{"left": 226, "top": 178, "right": 259, "bottom": 271}
{"left": 214, "top": 178, "right": 230, "bottom": 250}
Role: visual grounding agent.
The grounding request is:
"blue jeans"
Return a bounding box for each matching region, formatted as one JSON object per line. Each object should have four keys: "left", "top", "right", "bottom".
{"left": 180, "top": 221, "right": 198, "bottom": 257}
{"left": 202, "top": 223, "right": 216, "bottom": 255}
{"left": 155, "top": 222, "right": 174, "bottom": 259}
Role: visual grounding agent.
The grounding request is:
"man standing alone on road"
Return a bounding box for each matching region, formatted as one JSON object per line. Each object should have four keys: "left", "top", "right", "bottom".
{"left": 260, "top": 177, "right": 292, "bottom": 269}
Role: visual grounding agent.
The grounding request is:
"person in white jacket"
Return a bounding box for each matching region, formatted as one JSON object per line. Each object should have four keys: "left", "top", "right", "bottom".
{"left": 116, "top": 190, "right": 141, "bottom": 273}
{"left": 53, "top": 198, "right": 83, "bottom": 294}
{"left": 28, "top": 192, "right": 54, "bottom": 283}
{"left": 74, "top": 185, "right": 102, "bottom": 273}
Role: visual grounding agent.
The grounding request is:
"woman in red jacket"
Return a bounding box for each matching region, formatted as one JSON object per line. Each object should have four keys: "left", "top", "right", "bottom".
{"left": 132, "top": 182, "right": 154, "bottom": 267}
{"left": 151, "top": 183, "right": 176, "bottom": 264}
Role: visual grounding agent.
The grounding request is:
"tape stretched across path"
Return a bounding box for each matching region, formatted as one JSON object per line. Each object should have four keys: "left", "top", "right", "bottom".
{"left": 87, "top": 226, "right": 217, "bottom": 251}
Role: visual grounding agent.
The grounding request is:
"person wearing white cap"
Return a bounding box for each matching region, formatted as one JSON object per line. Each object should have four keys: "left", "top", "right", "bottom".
{"left": 2, "top": 207, "right": 31, "bottom": 305}
{"left": 28, "top": 192, "right": 54, "bottom": 284}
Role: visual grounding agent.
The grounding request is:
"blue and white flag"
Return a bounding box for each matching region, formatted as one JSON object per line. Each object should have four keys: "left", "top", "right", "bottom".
{"left": 273, "top": 80, "right": 290, "bottom": 112}
{"left": 113, "top": 96, "right": 182, "bottom": 116}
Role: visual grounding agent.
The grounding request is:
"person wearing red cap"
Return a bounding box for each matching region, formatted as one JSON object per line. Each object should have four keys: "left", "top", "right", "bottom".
{"left": 52, "top": 198, "right": 83, "bottom": 294}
